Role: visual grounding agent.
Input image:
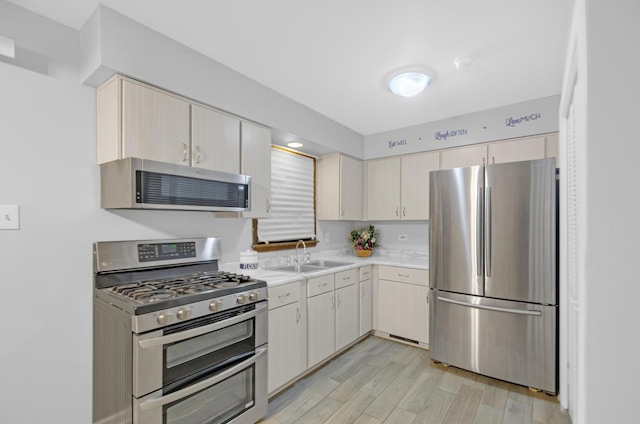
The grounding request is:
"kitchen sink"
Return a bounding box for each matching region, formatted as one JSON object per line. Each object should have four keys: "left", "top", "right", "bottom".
{"left": 266, "top": 260, "right": 354, "bottom": 273}
{"left": 267, "top": 264, "right": 326, "bottom": 273}
{"left": 305, "top": 260, "right": 354, "bottom": 268}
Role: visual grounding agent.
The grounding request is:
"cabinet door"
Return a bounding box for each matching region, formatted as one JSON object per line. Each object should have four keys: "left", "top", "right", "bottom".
{"left": 488, "top": 136, "right": 545, "bottom": 164}
{"left": 191, "top": 104, "right": 240, "bottom": 173}
{"left": 335, "top": 284, "right": 359, "bottom": 351}
{"left": 121, "top": 80, "right": 190, "bottom": 165}
{"left": 268, "top": 302, "right": 305, "bottom": 393}
{"left": 366, "top": 157, "right": 401, "bottom": 220}
{"left": 340, "top": 155, "right": 363, "bottom": 220}
{"left": 545, "top": 133, "right": 559, "bottom": 160}
{"left": 241, "top": 122, "right": 272, "bottom": 218}
{"left": 307, "top": 291, "right": 335, "bottom": 368}
{"left": 359, "top": 279, "right": 372, "bottom": 336}
{"left": 401, "top": 151, "right": 440, "bottom": 220}
{"left": 439, "top": 144, "right": 488, "bottom": 169}
{"left": 377, "top": 280, "right": 429, "bottom": 344}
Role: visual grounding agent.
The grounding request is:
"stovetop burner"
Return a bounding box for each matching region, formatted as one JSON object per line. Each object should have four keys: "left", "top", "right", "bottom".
{"left": 108, "top": 271, "right": 256, "bottom": 305}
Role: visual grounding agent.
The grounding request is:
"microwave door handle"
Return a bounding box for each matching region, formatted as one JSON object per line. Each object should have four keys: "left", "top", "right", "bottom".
{"left": 138, "top": 346, "right": 267, "bottom": 411}
{"left": 138, "top": 303, "right": 267, "bottom": 348}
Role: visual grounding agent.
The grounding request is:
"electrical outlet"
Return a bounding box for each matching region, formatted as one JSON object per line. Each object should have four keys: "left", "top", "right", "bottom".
{"left": 0, "top": 205, "right": 20, "bottom": 230}
{"left": 398, "top": 234, "right": 408, "bottom": 241}
{"left": 325, "top": 232, "right": 331, "bottom": 243}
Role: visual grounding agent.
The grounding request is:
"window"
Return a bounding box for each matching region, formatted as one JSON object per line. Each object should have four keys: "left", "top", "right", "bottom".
{"left": 252, "top": 146, "right": 317, "bottom": 252}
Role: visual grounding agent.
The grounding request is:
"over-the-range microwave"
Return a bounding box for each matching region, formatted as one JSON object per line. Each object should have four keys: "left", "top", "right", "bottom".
{"left": 100, "top": 157, "right": 251, "bottom": 212}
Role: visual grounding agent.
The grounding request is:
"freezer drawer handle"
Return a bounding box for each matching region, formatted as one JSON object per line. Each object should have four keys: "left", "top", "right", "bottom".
{"left": 437, "top": 296, "right": 542, "bottom": 316}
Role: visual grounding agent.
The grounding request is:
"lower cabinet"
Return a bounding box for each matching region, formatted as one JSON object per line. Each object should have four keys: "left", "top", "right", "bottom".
{"left": 267, "top": 281, "right": 306, "bottom": 394}
{"left": 307, "top": 269, "right": 359, "bottom": 368}
{"left": 375, "top": 266, "right": 429, "bottom": 347}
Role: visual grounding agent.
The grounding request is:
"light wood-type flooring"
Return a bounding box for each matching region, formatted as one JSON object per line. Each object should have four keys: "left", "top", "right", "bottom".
{"left": 262, "top": 336, "right": 571, "bottom": 424}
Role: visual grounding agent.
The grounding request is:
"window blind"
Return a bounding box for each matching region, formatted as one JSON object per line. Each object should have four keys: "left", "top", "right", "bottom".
{"left": 257, "top": 148, "right": 316, "bottom": 243}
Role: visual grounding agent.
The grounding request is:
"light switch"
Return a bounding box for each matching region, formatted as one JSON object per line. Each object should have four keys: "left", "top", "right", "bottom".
{"left": 0, "top": 205, "right": 20, "bottom": 230}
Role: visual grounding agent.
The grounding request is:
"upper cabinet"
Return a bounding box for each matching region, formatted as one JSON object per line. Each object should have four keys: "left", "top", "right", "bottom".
{"left": 401, "top": 152, "right": 440, "bottom": 220}
{"left": 317, "top": 153, "right": 363, "bottom": 220}
{"left": 545, "top": 133, "right": 559, "bottom": 160}
{"left": 364, "top": 152, "right": 439, "bottom": 221}
{"left": 439, "top": 135, "right": 551, "bottom": 170}
{"left": 97, "top": 75, "right": 242, "bottom": 173}
{"left": 241, "top": 121, "right": 272, "bottom": 218}
{"left": 191, "top": 104, "right": 240, "bottom": 173}
{"left": 365, "top": 157, "right": 401, "bottom": 220}
{"left": 488, "top": 136, "right": 545, "bottom": 164}
{"left": 98, "top": 76, "right": 190, "bottom": 165}
{"left": 439, "top": 144, "right": 487, "bottom": 169}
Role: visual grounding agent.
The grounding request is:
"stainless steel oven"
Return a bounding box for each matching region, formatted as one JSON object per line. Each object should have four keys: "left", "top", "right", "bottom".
{"left": 93, "top": 238, "right": 268, "bottom": 424}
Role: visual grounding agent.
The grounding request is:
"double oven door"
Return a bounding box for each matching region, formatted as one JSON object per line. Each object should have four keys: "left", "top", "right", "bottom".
{"left": 132, "top": 302, "right": 268, "bottom": 424}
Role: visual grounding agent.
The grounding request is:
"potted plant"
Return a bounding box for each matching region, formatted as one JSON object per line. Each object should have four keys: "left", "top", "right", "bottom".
{"left": 350, "top": 225, "right": 379, "bottom": 257}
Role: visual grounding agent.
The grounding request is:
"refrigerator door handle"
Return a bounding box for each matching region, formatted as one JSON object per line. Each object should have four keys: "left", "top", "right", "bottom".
{"left": 485, "top": 186, "right": 492, "bottom": 278}
{"left": 476, "top": 187, "right": 483, "bottom": 277}
{"left": 436, "top": 296, "right": 542, "bottom": 316}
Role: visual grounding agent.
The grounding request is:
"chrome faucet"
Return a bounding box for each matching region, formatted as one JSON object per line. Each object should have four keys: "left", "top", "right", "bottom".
{"left": 295, "top": 240, "right": 307, "bottom": 264}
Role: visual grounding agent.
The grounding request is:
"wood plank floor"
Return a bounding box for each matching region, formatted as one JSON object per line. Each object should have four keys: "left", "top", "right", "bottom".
{"left": 261, "top": 336, "right": 571, "bottom": 424}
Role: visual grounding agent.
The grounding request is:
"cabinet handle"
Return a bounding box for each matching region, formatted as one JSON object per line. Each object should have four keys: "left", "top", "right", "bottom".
{"left": 482, "top": 157, "right": 486, "bottom": 165}
{"left": 182, "top": 143, "right": 188, "bottom": 162}
{"left": 342, "top": 276, "right": 351, "bottom": 281}
{"left": 278, "top": 292, "right": 291, "bottom": 299}
{"left": 332, "top": 295, "right": 335, "bottom": 310}
{"left": 296, "top": 307, "right": 300, "bottom": 323}
{"left": 492, "top": 155, "right": 495, "bottom": 164}
{"left": 402, "top": 206, "right": 406, "bottom": 217}
{"left": 265, "top": 199, "right": 270, "bottom": 213}
{"left": 396, "top": 207, "right": 399, "bottom": 217}
{"left": 337, "top": 294, "right": 341, "bottom": 308}
{"left": 319, "top": 282, "right": 327, "bottom": 288}
{"left": 341, "top": 207, "right": 344, "bottom": 217}
{"left": 194, "top": 145, "right": 201, "bottom": 163}
{"left": 398, "top": 273, "right": 410, "bottom": 278}
{"left": 361, "top": 286, "right": 365, "bottom": 298}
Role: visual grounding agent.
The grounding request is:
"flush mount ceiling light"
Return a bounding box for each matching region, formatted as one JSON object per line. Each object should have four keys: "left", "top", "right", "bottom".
{"left": 386, "top": 66, "right": 436, "bottom": 97}
{"left": 287, "top": 141, "right": 303, "bottom": 148}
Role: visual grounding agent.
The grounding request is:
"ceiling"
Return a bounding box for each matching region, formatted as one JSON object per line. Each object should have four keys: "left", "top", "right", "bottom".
{"left": 8, "top": 0, "right": 572, "bottom": 137}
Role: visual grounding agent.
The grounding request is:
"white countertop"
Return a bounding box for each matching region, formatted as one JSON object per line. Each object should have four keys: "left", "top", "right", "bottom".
{"left": 220, "top": 248, "right": 428, "bottom": 287}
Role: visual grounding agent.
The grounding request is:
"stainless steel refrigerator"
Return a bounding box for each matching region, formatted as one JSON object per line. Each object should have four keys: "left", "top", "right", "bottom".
{"left": 429, "top": 158, "right": 557, "bottom": 393}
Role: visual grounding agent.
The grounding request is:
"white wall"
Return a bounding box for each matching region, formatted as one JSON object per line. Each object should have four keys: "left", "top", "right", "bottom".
{"left": 579, "top": 0, "right": 640, "bottom": 422}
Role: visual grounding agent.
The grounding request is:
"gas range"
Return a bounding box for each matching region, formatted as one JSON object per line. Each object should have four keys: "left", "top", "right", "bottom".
{"left": 93, "top": 237, "right": 269, "bottom": 424}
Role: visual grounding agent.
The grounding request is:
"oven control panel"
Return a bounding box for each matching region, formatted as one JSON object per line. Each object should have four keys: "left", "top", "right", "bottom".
{"left": 138, "top": 242, "right": 197, "bottom": 262}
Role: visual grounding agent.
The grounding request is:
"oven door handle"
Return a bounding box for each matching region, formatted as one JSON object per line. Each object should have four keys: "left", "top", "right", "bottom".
{"left": 138, "top": 346, "right": 267, "bottom": 410}
{"left": 138, "top": 303, "right": 267, "bottom": 348}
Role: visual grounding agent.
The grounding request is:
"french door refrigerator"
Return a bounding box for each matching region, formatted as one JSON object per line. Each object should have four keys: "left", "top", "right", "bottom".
{"left": 429, "top": 158, "right": 557, "bottom": 393}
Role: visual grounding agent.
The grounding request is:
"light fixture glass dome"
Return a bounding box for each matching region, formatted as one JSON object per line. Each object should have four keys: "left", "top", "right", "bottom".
{"left": 287, "top": 141, "right": 303, "bottom": 148}
{"left": 388, "top": 72, "right": 431, "bottom": 97}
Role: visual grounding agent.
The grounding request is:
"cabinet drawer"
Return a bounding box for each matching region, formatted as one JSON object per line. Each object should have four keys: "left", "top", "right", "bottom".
{"left": 268, "top": 282, "right": 301, "bottom": 309}
{"left": 307, "top": 274, "right": 335, "bottom": 297}
{"left": 335, "top": 269, "right": 357, "bottom": 289}
{"left": 378, "top": 266, "right": 428, "bottom": 286}
{"left": 359, "top": 266, "right": 372, "bottom": 281}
